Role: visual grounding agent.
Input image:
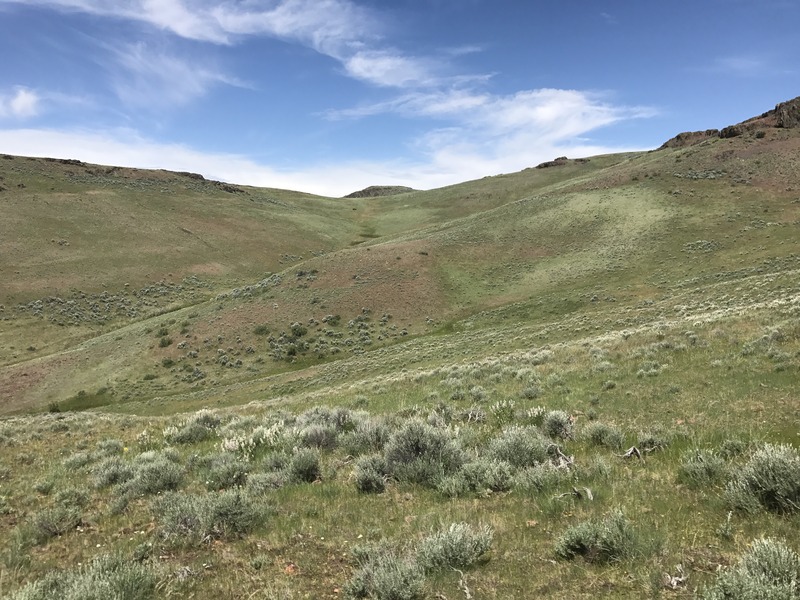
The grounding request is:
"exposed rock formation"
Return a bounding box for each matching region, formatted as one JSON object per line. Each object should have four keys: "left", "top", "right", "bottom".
{"left": 535, "top": 157, "right": 590, "bottom": 169}
{"left": 659, "top": 96, "right": 800, "bottom": 149}
{"left": 344, "top": 185, "right": 417, "bottom": 198}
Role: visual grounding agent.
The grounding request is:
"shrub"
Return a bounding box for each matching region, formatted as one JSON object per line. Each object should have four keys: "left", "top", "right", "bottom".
{"left": 300, "top": 423, "right": 339, "bottom": 450}
{"left": 124, "top": 457, "right": 184, "bottom": 496}
{"left": 678, "top": 448, "right": 727, "bottom": 488}
{"left": 354, "top": 454, "right": 388, "bottom": 494}
{"left": 437, "top": 459, "right": 513, "bottom": 497}
{"left": 54, "top": 487, "right": 90, "bottom": 509}
{"left": 6, "top": 554, "right": 157, "bottom": 600}
{"left": 288, "top": 448, "right": 321, "bottom": 483}
{"left": 163, "top": 410, "right": 220, "bottom": 444}
{"left": 468, "top": 385, "right": 487, "bottom": 402}
{"left": 720, "top": 438, "right": 749, "bottom": 460}
{"left": 637, "top": 428, "right": 672, "bottom": 453}
{"left": 489, "top": 399, "right": 516, "bottom": 426}
{"left": 384, "top": 420, "right": 464, "bottom": 486}
{"left": 543, "top": 410, "right": 574, "bottom": 440}
{"left": 246, "top": 472, "right": 289, "bottom": 494}
{"left": 95, "top": 439, "right": 124, "bottom": 457}
{"left": 158, "top": 336, "right": 172, "bottom": 348}
{"left": 92, "top": 457, "right": 135, "bottom": 489}
{"left": 725, "top": 443, "right": 800, "bottom": 513}
{"left": 514, "top": 463, "right": 571, "bottom": 492}
{"left": 520, "top": 385, "right": 541, "bottom": 400}
{"left": 417, "top": 523, "right": 493, "bottom": 572}
{"left": 63, "top": 451, "right": 94, "bottom": 470}
{"left": 155, "top": 490, "right": 261, "bottom": 545}
{"left": 30, "top": 506, "right": 82, "bottom": 543}
{"left": 197, "top": 453, "right": 248, "bottom": 490}
{"left": 341, "top": 418, "right": 390, "bottom": 456}
{"left": 297, "top": 406, "right": 355, "bottom": 430}
{"left": 701, "top": 538, "right": 800, "bottom": 600}
{"left": 33, "top": 480, "right": 54, "bottom": 495}
{"left": 554, "top": 510, "right": 639, "bottom": 564}
{"left": 486, "top": 426, "right": 549, "bottom": 469}
{"left": 582, "top": 422, "right": 624, "bottom": 450}
{"left": 345, "top": 546, "right": 425, "bottom": 600}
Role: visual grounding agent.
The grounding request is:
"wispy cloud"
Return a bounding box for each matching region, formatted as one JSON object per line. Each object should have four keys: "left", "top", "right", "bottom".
{"left": 700, "top": 54, "right": 794, "bottom": 77}
{"left": 600, "top": 12, "right": 618, "bottom": 25}
{"left": 0, "top": 87, "right": 654, "bottom": 196}
{"left": 0, "top": 87, "right": 40, "bottom": 119}
{"left": 3, "top": 0, "right": 425, "bottom": 87}
{"left": 107, "top": 42, "right": 245, "bottom": 108}
{"left": 713, "top": 55, "right": 765, "bottom": 75}
{"left": 0, "top": 0, "right": 232, "bottom": 43}
{"left": 329, "top": 87, "right": 654, "bottom": 138}
{"left": 343, "top": 50, "right": 434, "bottom": 87}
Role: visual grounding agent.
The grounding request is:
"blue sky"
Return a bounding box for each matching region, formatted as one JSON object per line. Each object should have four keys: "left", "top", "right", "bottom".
{"left": 0, "top": 0, "right": 797, "bottom": 196}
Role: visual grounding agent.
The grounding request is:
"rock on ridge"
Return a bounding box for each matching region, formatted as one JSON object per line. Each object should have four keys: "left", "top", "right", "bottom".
{"left": 344, "top": 185, "right": 417, "bottom": 198}
{"left": 660, "top": 96, "right": 800, "bottom": 149}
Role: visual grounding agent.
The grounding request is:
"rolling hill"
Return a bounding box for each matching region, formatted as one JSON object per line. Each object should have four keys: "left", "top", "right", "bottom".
{"left": 0, "top": 98, "right": 798, "bottom": 599}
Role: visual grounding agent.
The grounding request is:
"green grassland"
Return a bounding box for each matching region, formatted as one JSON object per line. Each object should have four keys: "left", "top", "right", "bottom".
{"left": 0, "top": 121, "right": 799, "bottom": 598}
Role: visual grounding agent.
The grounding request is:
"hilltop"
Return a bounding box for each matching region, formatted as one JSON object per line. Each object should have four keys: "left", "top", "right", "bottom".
{"left": 0, "top": 98, "right": 799, "bottom": 599}
{"left": 344, "top": 185, "right": 418, "bottom": 198}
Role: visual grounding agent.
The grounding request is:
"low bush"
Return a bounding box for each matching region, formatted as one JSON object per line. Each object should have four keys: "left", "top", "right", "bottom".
{"left": 384, "top": 420, "right": 464, "bottom": 486}
{"left": 345, "top": 546, "right": 425, "bottom": 600}
{"left": 725, "top": 443, "right": 800, "bottom": 513}
{"left": 300, "top": 423, "right": 340, "bottom": 450}
{"left": 124, "top": 456, "right": 184, "bottom": 496}
{"left": 155, "top": 490, "right": 261, "bottom": 545}
{"left": 196, "top": 453, "right": 249, "bottom": 490}
{"left": 514, "top": 463, "right": 572, "bottom": 492}
{"left": 582, "top": 422, "right": 625, "bottom": 450}
{"left": 54, "top": 487, "right": 90, "bottom": 509}
{"left": 95, "top": 439, "right": 124, "bottom": 457}
{"left": 246, "top": 471, "right": 289, "bottom": 494}
{"left": 486, "top": 426, "right": 549, "bottom": 469}
{"left": 437, "top": 459, "right": 513, "bottom": 497}
{"left": 30, "top": 506, "right": 82, "bottom": 544}
{"left": 417, "top": 522, "right": 493, "bottom": 572}
{"left": 341, "top": 418, "right": 390, "bottom": 456}
{"left": 554, "top": 510, "right": 640, "bottom": 564}
{"left": 678, "top": 448, "right": 727, "bottom": 488}
{"left": 637, "top": 428, "right": 672, "bottom": 453}
{"left": 92, "top": 457, "right": 135, "bottom": 489}
{"left": 354, "top": 454, "right": 388, "bottom": 494}
{"left": 543, "top": 410, "right": 574, "bottom": 440}
{"left": 288, "top": 448, "right": 321, "bottom": 483}
{"left": 7, "top": 554, "right": 157, "bottom": 600}
{"left": 700, "top": 538, "right": 800, "bottom": 599}
{"left": 163, "top": 410, "right": 221, "bottom": 445}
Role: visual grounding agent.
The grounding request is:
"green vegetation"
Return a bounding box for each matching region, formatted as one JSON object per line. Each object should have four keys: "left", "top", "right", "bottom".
{"left": 2, "top": 118, "right": 800, "bottom": 597}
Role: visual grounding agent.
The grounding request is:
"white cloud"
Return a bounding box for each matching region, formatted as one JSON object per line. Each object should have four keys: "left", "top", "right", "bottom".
{"left": 0, "top": 91, "right": 651, "bottom": 197}
{"left": 700, "top": 54, "right": 794, "bottom": 77}
{"left": 713, "top": 55, "right": 765, "bottom": 75}
{"left": 1, "top": 0, "right": 436, "bottom": 88}
{"left": 212, "top": 0, "right": 375, "bottom": 55}
{"left": 343, "top": 50, "right": 433, "bottom": 87}
{"left": 0, "top": 0, "right": 231, "bottom": 43}
{"left": 108, "top": 42, "right": 244, "bottom": 107}
{"left": 0, "top": 87, "right": 41, "bottom": 119}
{"left": 329, "top": 87, "right": 654, "bottom": 139}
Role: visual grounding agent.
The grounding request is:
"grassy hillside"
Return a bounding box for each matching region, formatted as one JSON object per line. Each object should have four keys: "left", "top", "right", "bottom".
{"left": 0, "top": 104, "right": 799, "bottom": 599}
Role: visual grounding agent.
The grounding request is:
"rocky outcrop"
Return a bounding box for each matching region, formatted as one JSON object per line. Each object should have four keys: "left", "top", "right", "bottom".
{"left": 344, "top": 186, "right": 417, "bottom": 198}
{"left": 659, "top": 96, "right": 800, "bottom": 149}
{"left": 535, "top": 157, "right": 590, "bottom": 169}
{"left": 774, "top": 97, "right": 800, "bottom": 128}
{"left": 659, "top": 129, "right": 720, "bottom": 149}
